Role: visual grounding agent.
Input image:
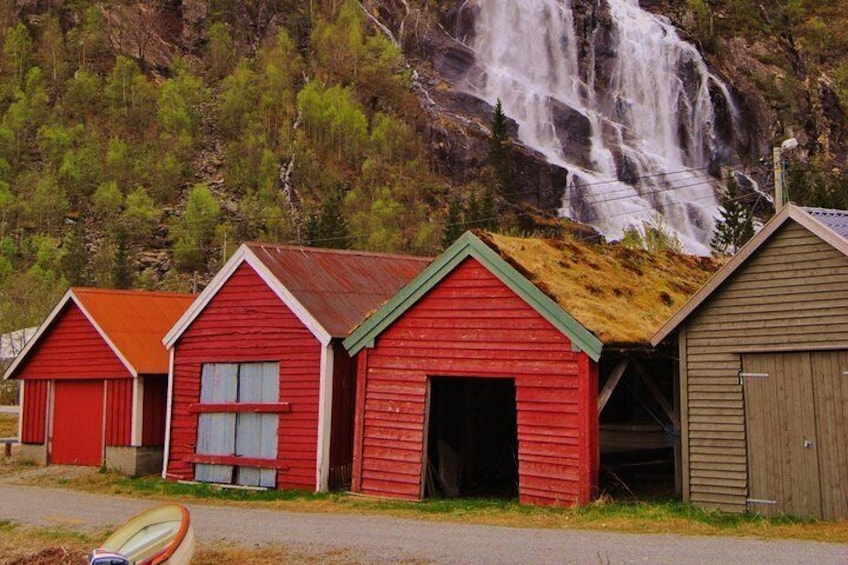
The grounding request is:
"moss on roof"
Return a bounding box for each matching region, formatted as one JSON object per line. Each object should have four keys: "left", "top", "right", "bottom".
{"left": 482, "top": 232, "right": 721, "bottom": 346}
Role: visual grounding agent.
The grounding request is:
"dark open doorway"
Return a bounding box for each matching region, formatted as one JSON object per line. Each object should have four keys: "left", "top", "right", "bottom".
{"left": 424, "top": 377, "right": 518, "bottom": 499}
{"left": 598, "top": 352, "right": 677, "bottom": 500}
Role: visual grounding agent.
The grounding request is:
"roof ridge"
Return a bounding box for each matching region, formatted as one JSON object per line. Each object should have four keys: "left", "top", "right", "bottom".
{"left": 803, "top": 206, "right": 848, "bottom": 215}
{"left": 71, "top": 287, "right": 195, "bottom": 298}
{"left": 245, "top": 242, "right": 432, "bottom": 262}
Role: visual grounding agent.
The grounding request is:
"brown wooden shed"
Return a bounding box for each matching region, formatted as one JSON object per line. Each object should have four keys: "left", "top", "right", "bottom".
{"left": 652, "top": 204, "right": 848, "bottom": 519}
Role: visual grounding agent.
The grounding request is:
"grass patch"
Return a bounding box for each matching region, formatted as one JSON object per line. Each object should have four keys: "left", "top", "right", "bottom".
{"left": 0, "top": 522, "right": 370, "bottom": 565}
{"left": 1, "top": 460, "right": 845, "bottom": 544}
{"left": 0, "top": 413, "right": 17, "bottom": 437}
{"left": 0, "top": 521, "right": 95, "bottom": 565}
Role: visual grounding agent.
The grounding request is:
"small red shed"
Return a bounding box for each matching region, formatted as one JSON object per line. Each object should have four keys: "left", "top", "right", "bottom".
{"left": 4, "top": 288, "right": 195, "bottom": 474}
{"left": 162, "top": 243, "right": 429, "bottom": 491}
{"left": 344, "top": 231, "right": 717, "bottom": 506}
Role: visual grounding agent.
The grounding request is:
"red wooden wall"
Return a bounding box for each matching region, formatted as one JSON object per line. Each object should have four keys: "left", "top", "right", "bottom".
{"left": 352, "top": 258, "right": 598, "bottom": 506}
{"left": 21, "top": 380, "right": 48, "bottom": 444}
{"left": 167, "top": 263, "right": 322, "bottom": 489}
{"left": 15, "top": 305, "right": 132, "bottom": 380}
{"left": 142, "top": 376, "right": 167, "bottom": 446}
{"left": 17, "top": 302, "right": 135, "bottom": 451}
{"left": 105, "top": 379, "right": 133, "bottom": 447}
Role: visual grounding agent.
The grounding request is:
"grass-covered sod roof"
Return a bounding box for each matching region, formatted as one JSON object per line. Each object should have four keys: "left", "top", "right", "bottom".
{"left": 483, "top": 232, "right": 720, "bottom": 346}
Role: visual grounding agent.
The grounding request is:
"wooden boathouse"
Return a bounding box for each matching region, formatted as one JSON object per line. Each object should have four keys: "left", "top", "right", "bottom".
{"left": 652, "top": 204, "right": 848, "bottom": 519}
{"left": 162, "top": 243, "right": 428, "bottom": 491}
{"left": 344, "top": 231, "right": 716, "bottom": 506}
{"left": 4, "top": 288, "right": 194, "bottom": 474}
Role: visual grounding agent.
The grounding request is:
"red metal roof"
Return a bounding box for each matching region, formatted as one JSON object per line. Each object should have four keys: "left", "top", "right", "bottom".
{"left": 246, "top": 243, "right": 431, "bottom": 338}
{"left": 71, "top": 288, "right": 195, "bottom": 375}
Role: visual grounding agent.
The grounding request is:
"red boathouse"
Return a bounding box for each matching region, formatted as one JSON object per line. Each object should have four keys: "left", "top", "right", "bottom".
{"left": 4, "top": 289, "right": 195, "bottom": 474}
{"left": 162, "top": 243, "right": 429, "bottom": 491}
{"left": 344, "top": 231, "right": 717, "bottom": 506}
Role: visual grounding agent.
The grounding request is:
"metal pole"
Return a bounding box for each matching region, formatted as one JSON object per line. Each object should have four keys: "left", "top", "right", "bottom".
{"left": 773, "top": 146, "right": 784, "bottom": 211}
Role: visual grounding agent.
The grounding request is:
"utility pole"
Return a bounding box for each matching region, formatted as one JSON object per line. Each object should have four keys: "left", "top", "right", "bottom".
{"left": 773, "top": 137, "right": 798, "bottom": 213}
{"left": 773, "top": 146, "right": 784, "bottom": 211}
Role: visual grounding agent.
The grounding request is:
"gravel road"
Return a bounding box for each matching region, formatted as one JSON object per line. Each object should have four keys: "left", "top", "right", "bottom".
{"left": 1, "top": 484, "right": 845, "bottom": 564}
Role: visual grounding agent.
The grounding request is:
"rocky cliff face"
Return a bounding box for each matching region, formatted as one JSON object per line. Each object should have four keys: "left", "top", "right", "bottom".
{"left": 25, "top": 0, "right": 843, "bottom": 244}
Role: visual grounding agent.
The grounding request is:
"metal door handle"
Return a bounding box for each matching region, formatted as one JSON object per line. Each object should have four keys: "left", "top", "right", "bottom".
{"left": 803, "top": 439, "right": 813, "bottom": 448}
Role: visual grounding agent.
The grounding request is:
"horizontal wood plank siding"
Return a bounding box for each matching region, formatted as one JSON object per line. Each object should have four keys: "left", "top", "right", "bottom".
{"left": 15, "top": 304, "right": 131, "bottom": 380}
{"left": 142, "top": 376, "right": 167, "bottom": 446}
{"left": 355, "top": 258, "right": 593, "bottom": 506}
{"left": 683, "top": 221, "right": 848, "bottom": 512}
{"left": 105, "top": 379, "right": 132, "bottom": 446}
{"left": 167, "top": 263, "right": 321, "bottom": 489}
{"left": 20, "top": 380, "right": 48, "bottom": 444}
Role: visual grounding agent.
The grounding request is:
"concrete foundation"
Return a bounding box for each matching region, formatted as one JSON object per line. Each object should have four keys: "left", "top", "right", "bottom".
{"left": 19, "top": 443, "right": 47, "bottom": 465}
{"left": 105, "top": 446, "right": 164, "bottom": 476}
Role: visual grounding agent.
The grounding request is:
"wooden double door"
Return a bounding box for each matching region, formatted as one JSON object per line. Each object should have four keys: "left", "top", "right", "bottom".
{"left": 742, "top": 351, "right": 847, "bottom": 519}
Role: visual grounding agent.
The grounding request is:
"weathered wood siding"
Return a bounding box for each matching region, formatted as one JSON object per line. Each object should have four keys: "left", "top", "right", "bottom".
{"left": 167, "top": 263, "right": 322, "bottom": 489}
{"left": 15, "top": 305, "right": 132, "bottom": 380}
{"left": 20, "top": 380, "right": 48, "bottom": 444}
{"left": 142, "top": 376, "right": 167, "bottom": 446}
{"left": 353, "top": 258, "right": 597, "bottom": 506}
{"left": 105, "top": 379, "right": 133, "bottom": 446}
{"left": 741, "top": 351, "right": 848, "bottom": 519}
{"left": 683, "top": 220, "right": 848, "bottom": 512}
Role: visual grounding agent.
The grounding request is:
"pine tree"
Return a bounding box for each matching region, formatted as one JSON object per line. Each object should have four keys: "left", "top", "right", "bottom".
{"left": 442, "top": 196, "right": 464, "bottom": 249}
{"left": 112, "top": 225, "right": 133, "bottom": 289}
{"left": 60, "top": 217, "right": 89, "bottom": 286}
{"left": 307, "top": 188, "right": 350, "bottom": 249}
{"left": 489, "top": 99, "right": 514, "bottom": 204}
{"left": 711, "top": 177, "right": 754, "bottom": 255}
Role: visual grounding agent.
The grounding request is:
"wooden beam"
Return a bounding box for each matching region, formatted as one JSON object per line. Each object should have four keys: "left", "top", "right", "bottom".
{"left": 187, "top": 454, "right": 289, "bottom": 470}
{"left": 188, "top": 402, "right": 291, "bottom": 414}
{"left": 631, "top": 358, "right": 680, "bottom": 428}
{"left": 598, "top": 359, "right": 628, "bottom": 415}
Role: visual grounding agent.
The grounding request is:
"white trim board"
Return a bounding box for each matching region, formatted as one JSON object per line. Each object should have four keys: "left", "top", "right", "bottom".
{"left": 4, "top": 290, "right": 138, "bottom": 380}
{"left": 162, "top": 244, "right": 332, "bottom": 349}
{"left": 651, "top": 204, "right": 848, "bottom": 346}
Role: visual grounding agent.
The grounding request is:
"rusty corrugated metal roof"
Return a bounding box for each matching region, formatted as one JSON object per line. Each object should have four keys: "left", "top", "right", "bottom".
{"left": 246, "top": 243, "right": 431, "bottom": 338}
{"left": 73, "top": 288, "right": 195, "bottom": 374}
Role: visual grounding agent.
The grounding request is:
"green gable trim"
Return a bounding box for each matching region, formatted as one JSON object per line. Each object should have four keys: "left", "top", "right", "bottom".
{"left": 343, "top": 232, "right": 603, "bottom": 361}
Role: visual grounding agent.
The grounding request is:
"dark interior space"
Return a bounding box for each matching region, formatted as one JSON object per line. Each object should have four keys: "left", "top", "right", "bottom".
{"left": 598, "top": 352, "right": 678, "bottom": 500}
{"left": 424, "top": 376, "right": 518, "bottom": 499}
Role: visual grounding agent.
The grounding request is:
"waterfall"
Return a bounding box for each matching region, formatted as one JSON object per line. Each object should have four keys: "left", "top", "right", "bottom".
{"left": 461, "top": 0, "right": 737, "bottom": 254}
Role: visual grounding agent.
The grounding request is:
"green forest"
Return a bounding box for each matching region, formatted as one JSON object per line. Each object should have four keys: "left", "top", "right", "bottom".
{"left": 0, "top": 1, "right": 513, "bottom": 334}
{"left": 0, "top": 0, "right": 846, "bottom": 335}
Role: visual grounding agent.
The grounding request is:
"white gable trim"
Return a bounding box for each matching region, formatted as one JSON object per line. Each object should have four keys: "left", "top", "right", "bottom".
{"left": 315, "top": 343, "right": 334, "bottom": 492}
{"left": 651, "top": 204, "right": 848, "bottom": 346}
{"left": 4, "top": 290, "right": 137, "bottom": 380}
{"left": 74, "top": 293, "right": 138, "bottom": 378}
{"left": 163, "top": 244, "right": 332, "bottom": 349}
{"left": 3, "top": 290, "right": 73, "bottom": 380}
{"left": 131, "top": 376, "right": 144, "bottom": 446}
{"left": 162, "top": 348, "right": 175, "bottom": 479}
{"left": 242, "top": 252, "right": 332, "bottom": 346}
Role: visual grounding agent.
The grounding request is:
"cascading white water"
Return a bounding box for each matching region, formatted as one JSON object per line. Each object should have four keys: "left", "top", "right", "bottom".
{"left": 462, "top": 0, "right": 737, "bottom": 253}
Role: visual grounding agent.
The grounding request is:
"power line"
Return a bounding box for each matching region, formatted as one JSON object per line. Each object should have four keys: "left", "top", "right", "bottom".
{"left": 290, "top": 178, "right": 748, "bottom": 249}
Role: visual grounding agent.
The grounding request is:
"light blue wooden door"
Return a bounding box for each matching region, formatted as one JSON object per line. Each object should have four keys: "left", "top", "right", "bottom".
{"left": 235, "top": 362, "right": 279, "bottom": 487}
{"left": 195, "top": 363, "right": 238, "bottom": 483}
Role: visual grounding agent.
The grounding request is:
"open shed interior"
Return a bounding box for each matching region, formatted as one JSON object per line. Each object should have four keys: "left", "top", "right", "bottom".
{"left": 424, "top": 377, "right": 518, "bottom": 499}
{"left": 598, "top": 351, "right": 679, "bottom": 499}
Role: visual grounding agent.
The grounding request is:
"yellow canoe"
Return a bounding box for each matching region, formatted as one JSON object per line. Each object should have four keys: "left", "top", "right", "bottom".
{"left": 90, "top": 504, "right": 195, "bottom": 565}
